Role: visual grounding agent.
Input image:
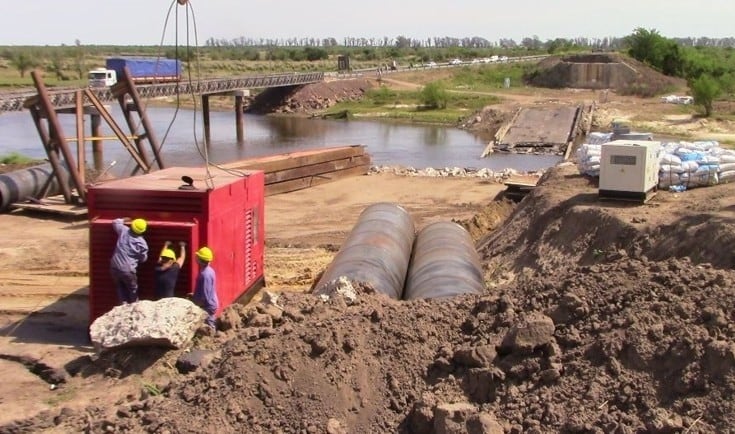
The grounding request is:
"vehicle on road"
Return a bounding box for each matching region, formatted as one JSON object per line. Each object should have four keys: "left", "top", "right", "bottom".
{"left": 449, "top": 58, "right": 462, "bottom": 65}
{"left": 88, "top": 57, "right": 183, "bottom": 87}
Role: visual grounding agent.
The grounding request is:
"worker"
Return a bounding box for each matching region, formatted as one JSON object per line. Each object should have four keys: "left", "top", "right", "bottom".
{"left": 191, "top": 246, "right": 218, "bottom": 330}
{"left": 154, "top": 241, "right": 186, "bottom": 300}
{"left": 110, "top": 217, "right": 149, "bottom": 304}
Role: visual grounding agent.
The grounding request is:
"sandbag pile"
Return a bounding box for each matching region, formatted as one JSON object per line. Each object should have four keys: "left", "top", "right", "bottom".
{"left": 575, "top": 133, "right": 615, "bottom": 176}
{"left": 657, "top": 140, "right": 734, "bottom": 190}
{"left": 575, "top": 143, "right": 602, "bottom": 176}
{"left": 576, "top": 138, "right": 734, "bottom": 191}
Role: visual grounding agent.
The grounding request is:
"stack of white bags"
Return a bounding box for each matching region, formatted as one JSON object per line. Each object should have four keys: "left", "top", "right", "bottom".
{"left": 575, "top": 132, "right": 613, "bottom": 177}
{"left": 576, "top": 138, "right": 735, "bottom": 191}
{"left": 658, "top": 141, "right": 734, "bottom": 189}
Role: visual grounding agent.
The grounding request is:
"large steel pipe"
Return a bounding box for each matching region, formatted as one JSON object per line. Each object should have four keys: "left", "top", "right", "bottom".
{"left": 314, "top": 202, "right": 415, "bottom": 299}
{"left": 404, "top": 221, "right": 485, "bottom": 300}
{"left": 0, "top": 164, "right": 68, "bottom": 212}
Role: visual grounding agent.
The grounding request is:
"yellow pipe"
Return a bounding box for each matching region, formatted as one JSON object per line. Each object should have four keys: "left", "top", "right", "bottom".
{"left": 65, "top": 136, "right": 138, "bottom": 142}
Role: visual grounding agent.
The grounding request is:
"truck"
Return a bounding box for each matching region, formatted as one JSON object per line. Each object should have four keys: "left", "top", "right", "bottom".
{"left": 88, "top": 57, "right": 182, "bottom": 87}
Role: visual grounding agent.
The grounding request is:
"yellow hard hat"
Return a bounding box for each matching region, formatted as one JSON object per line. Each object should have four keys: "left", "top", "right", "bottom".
{"left": 196, "top": 246, "right": 213, "bottom": 262}
{"left": 131, "top": 218, "right": 147, "bottom": 234}
{"left": 160, "top": 248, "right": 176, "bottom": 261}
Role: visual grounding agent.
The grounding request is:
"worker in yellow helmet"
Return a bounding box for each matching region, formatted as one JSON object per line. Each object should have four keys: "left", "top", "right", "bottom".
{"left": 110, "top": 217, "right": 149, "bottom": 304}
{"left": 154, "top": 240, "right": 186, "bottom": 299}
{"left": 190, "top": 246, "right": 218, "bottom": 330}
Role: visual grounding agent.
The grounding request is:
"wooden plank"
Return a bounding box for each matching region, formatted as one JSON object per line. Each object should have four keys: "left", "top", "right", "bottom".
{"left": 504, "top": 175, "right": 540, "bottom": 187}
{"left": 264, "top": 155, "right": 372, "bottom": 184}
{"left": 265, "top": 164, "right": 370, "bottom": 196}
{"left": 237, "top": 146, "right": 366, "bottom": 173}
{"left": 11, "top": 196, "right": 88, "bottom": 217}
{"left": 223, "top": 145, "right": 366, "bottom": 173}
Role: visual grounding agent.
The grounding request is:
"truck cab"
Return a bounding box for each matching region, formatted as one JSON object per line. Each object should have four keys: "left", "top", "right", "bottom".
{"left": 88, "top": 68, "right": 117, "bottom": 87}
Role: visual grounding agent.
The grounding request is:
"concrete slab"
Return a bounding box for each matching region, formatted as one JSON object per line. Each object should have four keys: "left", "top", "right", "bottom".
{"left": 499, "top": 106, "right": 579, "bottom": 150}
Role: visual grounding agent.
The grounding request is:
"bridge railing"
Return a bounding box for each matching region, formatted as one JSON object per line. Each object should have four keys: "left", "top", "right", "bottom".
{"left": 0, "top": 71, "right": 325, "bottom": 113}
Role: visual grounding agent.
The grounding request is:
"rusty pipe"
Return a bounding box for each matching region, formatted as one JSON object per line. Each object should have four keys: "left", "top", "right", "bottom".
{"left": 314, "top": 203, "right": 415, "bottom": 299}
{"left": 403, "top": 221, "right": 485, "bottom": 300}
{"left": 0, "top": 164, "right": 69, "bottom": 212}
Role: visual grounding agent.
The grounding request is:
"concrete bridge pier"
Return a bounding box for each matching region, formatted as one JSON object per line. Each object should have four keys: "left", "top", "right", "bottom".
{"left": 202, "top": 94, "right": 211, "bottom": 145}
{"left": 234, "top": 89, "right": 247, "bottom": 143}
{"left": 201, "top": 89, "right": 250, "bottom": 146}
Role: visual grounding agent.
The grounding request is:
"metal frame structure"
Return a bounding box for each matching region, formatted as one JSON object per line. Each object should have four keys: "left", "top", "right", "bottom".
{"left": 25, "top": 69, "right": 163, "bottom": 206}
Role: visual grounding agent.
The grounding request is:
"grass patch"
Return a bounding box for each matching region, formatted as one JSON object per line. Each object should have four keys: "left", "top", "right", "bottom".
{"left": 0, "top": 152, "right": 37, "bottom": 165}
{"left": 325, "top": 83, "right": 500, "bottom": 124}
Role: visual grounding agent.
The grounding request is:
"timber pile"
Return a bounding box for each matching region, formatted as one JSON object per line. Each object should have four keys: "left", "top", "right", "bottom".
{"left": 222, "top": 145, "right": 371, "bottom": 196}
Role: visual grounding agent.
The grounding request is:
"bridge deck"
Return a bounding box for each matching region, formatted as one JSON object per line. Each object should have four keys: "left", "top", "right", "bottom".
{"left": 0, "top": 72, "right": 324, "bottom": 113}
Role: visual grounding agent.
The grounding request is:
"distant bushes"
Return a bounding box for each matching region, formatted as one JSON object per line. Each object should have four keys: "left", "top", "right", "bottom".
{"left": 420, "top": 82, "right": 449, "bottom": 109}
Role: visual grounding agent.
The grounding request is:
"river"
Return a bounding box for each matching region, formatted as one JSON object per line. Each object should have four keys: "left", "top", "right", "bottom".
{"left": 0, "top": 106, "right": 561, "bottom": 175}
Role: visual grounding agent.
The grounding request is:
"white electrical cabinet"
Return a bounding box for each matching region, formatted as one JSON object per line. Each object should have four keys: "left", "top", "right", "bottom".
{"left": 599, "top": 140, "right": 661, "bottom": 202}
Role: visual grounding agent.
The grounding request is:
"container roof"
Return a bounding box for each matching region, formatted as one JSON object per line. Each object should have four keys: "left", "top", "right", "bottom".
{"left": 89, "top": 166, "right": 258, "bottom": 191}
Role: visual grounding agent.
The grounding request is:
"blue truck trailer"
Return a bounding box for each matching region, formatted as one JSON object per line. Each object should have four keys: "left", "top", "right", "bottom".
{"left": 88, "top": 57, "right": 182, "bottom": 87}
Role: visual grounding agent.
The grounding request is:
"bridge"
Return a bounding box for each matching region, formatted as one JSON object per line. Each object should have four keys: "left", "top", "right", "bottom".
{"left": 0, "top": 71, "right": 325, "bottom": 113}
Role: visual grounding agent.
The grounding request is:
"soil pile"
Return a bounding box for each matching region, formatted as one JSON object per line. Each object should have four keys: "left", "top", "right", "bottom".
{"left": 6, "top": 164, "right": 735, "bottom": 433}
{"left": 527, "top": 54, "right": 684, "bottom": 97}
{"left": 247, "top": 78, "right": 374, "bottom": 114}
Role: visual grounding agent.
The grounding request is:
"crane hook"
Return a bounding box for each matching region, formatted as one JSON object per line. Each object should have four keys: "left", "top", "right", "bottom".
{"left": 177, "top": 0, "right": 188, "bottom": 5}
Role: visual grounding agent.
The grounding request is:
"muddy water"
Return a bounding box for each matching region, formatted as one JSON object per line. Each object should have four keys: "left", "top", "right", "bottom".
{"left": 0, "top": 106, "right": 561, "bottom": 174}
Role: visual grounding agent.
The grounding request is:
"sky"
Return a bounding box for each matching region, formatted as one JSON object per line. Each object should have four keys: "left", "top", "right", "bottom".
{"left": 1, "top": 0, "right": 733, "bottom": 46}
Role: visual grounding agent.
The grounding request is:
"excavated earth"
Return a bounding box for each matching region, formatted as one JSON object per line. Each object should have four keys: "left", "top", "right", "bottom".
{"left": 5, "top": 162, "right": 735, "bottom": 433}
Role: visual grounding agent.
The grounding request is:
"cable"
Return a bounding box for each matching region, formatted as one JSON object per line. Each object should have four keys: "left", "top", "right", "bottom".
{"left": 183, "top": 2, "right": 250, "bottom": 184}
{"left": 153, "top": 0, "right": 182, "bottom": 166}
{"left": 180, "top": 1, "right": 213, "bottom": 189}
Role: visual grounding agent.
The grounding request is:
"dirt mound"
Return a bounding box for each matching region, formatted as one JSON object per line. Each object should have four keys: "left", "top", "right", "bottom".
{"left": 247, "top": 78, "right": 375, "bottom": 114}
{"left": 527, "top": 53, "right": 684, "bottom": 96}
{"left": 479, "top": 162, "right": 735, "bottom": 277}
{"left": 460, "top": 106, "right": 514, "bottom": 143}
{"left": 12, "top": 255, "right": 735, "bottom": 433}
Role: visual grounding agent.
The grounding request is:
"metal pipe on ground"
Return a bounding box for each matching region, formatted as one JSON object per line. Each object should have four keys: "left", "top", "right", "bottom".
{"left": 0, "top": 164, "right": 68, "bottom": 212}
{"left": 314, "top": 202, "right": 415, "bottom": 300}
{"left": 403, "top": 221, "right": 485, "bottom": 300}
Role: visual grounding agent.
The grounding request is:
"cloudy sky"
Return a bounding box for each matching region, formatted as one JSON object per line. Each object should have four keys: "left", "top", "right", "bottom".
{"left": 1, "top": 0, "right": 732, "bottom": 46}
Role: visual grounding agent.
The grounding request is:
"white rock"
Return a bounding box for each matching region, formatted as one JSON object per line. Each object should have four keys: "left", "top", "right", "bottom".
{"left": 90, "top": 298, "right": 206, "bottom": 351}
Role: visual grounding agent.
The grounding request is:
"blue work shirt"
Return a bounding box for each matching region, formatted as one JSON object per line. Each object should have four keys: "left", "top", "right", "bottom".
{"left": 193, "top": 265, "right": 218, "bottom": 315}
{"left": 110, "top": 218, "right": 149, "bottom": 273}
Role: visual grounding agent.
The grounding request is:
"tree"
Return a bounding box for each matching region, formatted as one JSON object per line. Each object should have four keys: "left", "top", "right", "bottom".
{"left": 74, "top": 39, "right": 86, "bottom": 80}
{"left": 9, "top": 51, "right": 36, "bottom": 77}
{"left": 626, "top": 28, "right": 685, "bottom": 77}
{"left": 690, "top": 74, "right": 720, "bottom": 117}
{"left": 420, "top": 82, "right": 448, "bottom": 109}
{"left": 48, "top": 54, "right": 68, "bottom": 81}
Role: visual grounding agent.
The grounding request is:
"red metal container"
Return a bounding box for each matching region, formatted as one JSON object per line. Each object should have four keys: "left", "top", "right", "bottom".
{"left": 86, "top": 166, "right": 265, "bottom": 324}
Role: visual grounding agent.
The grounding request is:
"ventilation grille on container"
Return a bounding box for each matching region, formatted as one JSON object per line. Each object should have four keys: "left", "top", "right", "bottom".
{"left": 92, "top": 192, "right": 204, "bottom": 214}
{"left": 89, "top": 219, "right": 198, "bottom": 324}
{"left": 244, "top": 208, "right": 256, "bottom": 286}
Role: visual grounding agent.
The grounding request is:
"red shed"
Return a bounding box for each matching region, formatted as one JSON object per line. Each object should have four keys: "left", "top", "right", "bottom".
{"left": 86, "top": 166, "right": 265, "bottom": 324}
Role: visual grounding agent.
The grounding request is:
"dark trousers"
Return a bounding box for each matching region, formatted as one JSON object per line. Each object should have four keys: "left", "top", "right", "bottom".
{"left": 111, "top": 267, "right": 139, "bottom": 304}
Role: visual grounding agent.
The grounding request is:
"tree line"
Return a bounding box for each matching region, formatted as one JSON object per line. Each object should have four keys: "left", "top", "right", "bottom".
{"left": 204, "top": 35, "right": 735, "bottom": 50}
{"left": 626, "top": 28, "right": 735, "bottom": 116}
{"left": 2, "top": 30, "right": 734, "bottom": 117}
